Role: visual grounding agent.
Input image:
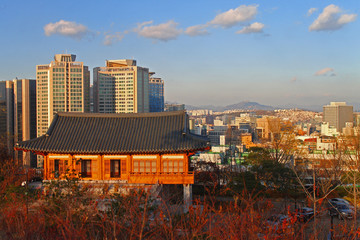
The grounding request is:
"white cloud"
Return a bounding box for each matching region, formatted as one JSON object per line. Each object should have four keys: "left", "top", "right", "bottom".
{"left": 185, "top": 24, "right": 209, "bottom": 36}
{"left": 309, "top": 4, "right": 357, "bottom": 31}
{"left": 314, "top": 67, "right": 336, "bottom": 76}
{"left": 236, "top": 22, "right": 264, "bottom": 34}
{"left": 136, "top": 20, "right": 154, "bottom": 30}
{"left": 44, "top": 20, "right": 90, "bottom": 39}
{"left": 134, "top": 20, "right": 182, "bottom": 41}
{"left": 209, "top": 5, "right": 258, "bottom": 28}
{"left": 103, "top": 32, "right": 125, "bottom": 46}
{"left": 307, "top": 8, "right": 317, "bottom": 16}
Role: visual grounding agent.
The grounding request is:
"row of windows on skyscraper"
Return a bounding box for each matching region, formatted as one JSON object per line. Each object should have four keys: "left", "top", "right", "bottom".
{"left": 0, "top": 54, "right": 164, "bottom": 167}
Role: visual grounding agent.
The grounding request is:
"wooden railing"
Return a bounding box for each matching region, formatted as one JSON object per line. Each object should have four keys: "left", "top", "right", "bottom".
{"left": 130, "top": 171, "right": 194, "bottom": 176}
{"left": 128, "top": 171, "right": 194, "bottom": 184}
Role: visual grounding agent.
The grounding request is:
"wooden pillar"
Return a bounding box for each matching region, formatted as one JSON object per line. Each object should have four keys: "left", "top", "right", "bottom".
{"left": 185, "top": 154, "right": 189, "bottom": 173}
{"left": 100, "top": 155, "right": 104, "bottom": 180}
{"left": 70, "top": 154, "right": 78, "bottom": 178}
{"left": 44, "top": 155, "right": 48, "bottom": 180}
{"left": 128, "top": 155, "right": 132, "bottom": 174}
{"left": 183, "top": 184, "right": 192, "bottom": 213}
{"left": 157, "top": 154, "right": 161, "bottom": 174}
{"left": 125, "top": 155, "right": 131, "bottom": 179}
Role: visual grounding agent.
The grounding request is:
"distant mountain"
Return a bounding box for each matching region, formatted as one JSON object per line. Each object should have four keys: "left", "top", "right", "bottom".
{"left": 185, "top": 101, "right": 275, "bottom": 111}
{"left": 224, "top": 101, "right": 274, "bottom": 111}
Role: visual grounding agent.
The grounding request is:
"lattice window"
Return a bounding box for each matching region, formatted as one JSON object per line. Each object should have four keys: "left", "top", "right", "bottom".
{"left": 163, "top": 160, "right": 184, "bottom": 173}
{"left": 133, "top": 160, "right": 156, "bottom": 173}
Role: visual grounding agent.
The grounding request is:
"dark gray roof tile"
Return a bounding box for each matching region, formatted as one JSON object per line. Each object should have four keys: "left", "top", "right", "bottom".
{"left": 16, "top": 111, "right": 210, "bottom": 154}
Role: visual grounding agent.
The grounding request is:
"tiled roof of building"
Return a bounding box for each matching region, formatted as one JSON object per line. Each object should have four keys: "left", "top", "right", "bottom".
{"left": 16, "top": 111, "right": 210, "bottom": 154}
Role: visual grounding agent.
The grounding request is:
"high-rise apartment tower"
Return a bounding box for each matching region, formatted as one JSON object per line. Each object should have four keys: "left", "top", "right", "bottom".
{"left": 36, "top": 54, "right": 90, "bottom": 137}
{"left": 93, "top": 59, "right": 149, "bottom": 113}
{"left": 323, "top": 102, "right": 353, "bottom": 132}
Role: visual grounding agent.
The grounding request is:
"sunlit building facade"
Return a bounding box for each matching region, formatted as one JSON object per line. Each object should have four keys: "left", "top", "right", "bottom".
{"left": 323, "top": 102, "right": 353, "bottom": 132}
{"left": 36, "top": 54, "right": 90, "bottom": 137}
{"left": 93, "top": 59, "right": 149, "bottom": 113}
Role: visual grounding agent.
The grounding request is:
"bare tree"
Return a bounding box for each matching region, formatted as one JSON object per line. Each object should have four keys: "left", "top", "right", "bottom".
{"left": 337, "top": 133, "right": 360, "bottom": 233}
{"left": 258, "top": 119, "right": 298, "bottom": 165}
{"left": 293, "top": 152, "right": 343, "bottom": 240}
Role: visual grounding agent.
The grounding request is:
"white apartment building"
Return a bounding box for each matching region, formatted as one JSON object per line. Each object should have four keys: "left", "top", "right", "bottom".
{"left": 36, "top": 54, "right": 90, "bottom": 137}
{"left": 93, "top": 59, "right": 149, "bottom": 113}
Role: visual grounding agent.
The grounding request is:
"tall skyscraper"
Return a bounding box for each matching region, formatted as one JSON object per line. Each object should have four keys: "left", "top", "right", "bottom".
{"left": 93, "top": 59, "right": 149, "bottom": 113}
{"left": 0, "top": 81, "right": 14, "bottom": 152}
{"left": 323, "top": 102, "right": 353, "bottom": 132}
{"left": 0, "top": 79, "right": 36, "bottom": 167}
{"left": 13, "top": 79, "right": 37, "bottom": 166}
{"left": 36, "top": 54, "right": 90, "bottom": 137}
{"left": 149, "top": 72, "right": 164, "bottom": 112}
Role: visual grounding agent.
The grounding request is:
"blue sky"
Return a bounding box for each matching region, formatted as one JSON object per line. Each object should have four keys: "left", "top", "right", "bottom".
{"left": 0, "top": 0, "right": 359, "bottom": 109}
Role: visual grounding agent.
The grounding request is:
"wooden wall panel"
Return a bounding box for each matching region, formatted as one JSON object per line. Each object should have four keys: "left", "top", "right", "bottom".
{"left": 121, "top": 160, "right": 127, "bottom": 176}
{"left": 104, "top": 159, "right": 110, "bottom": 179}
{"left": 75, "top": 159, "right": 81, "bottom": 177}
{"left": 49, "top": 160, "right": 54, "bottom": 179}
{"left": 92, "top": 159, "right": 98, "bottom": 179}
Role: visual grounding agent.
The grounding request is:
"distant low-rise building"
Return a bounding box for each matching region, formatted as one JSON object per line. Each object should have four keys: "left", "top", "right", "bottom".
{"left": 256, "top": 116, "right": 281, "bottom": 140}
{"left": 240, "top": 133, "right": 256, "bottom": 149}
{"left": 208, "top": 125, "right": 227, "bottom": 146}
{"left": 188, "top": 109, "right": 213, "bottom": 116}
{"left": 321, "top": 122, "right": 339, "bottom": 137}
{"left": 342, "top": 122, "right": 354, "bottom": 136}
{"left": 316, "top": 136, "right": 336, "bottom": 151}
{"left": 165, "top": 103, "right": 185, "bottom": 112}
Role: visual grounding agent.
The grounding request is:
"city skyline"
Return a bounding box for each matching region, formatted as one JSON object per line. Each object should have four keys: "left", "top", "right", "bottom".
{"left": 0, "top": 0, "right": 359, "bottom": 109}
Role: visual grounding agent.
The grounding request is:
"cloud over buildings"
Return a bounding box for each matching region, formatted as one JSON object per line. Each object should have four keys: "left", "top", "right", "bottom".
{"left": 314, "top": 67, "right": 336, "bottom": 76}
{"left": 134, "top": 20, "right": 182, "bottom": 41}
{"left": 309, "top": 4, "right": 357, "bottom": 31}
{"left": 103, "top": 32, "right": 125, "bottom": 46}
{"left": 209, "top": 5, "right": 258, "bottom": 28}
{"left": 236, "top": 22, "right": 264, "bottom": 34}
{"left": 43, "top": 5, "right": 261, "bottom": 44}
{"left": 44, "top": 20, "right": 90, "bottom": 39}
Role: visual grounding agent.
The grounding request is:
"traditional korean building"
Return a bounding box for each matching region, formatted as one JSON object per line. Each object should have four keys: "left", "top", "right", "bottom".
{"left": 15, "top": 111, "right": 209, "bottom": 186}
